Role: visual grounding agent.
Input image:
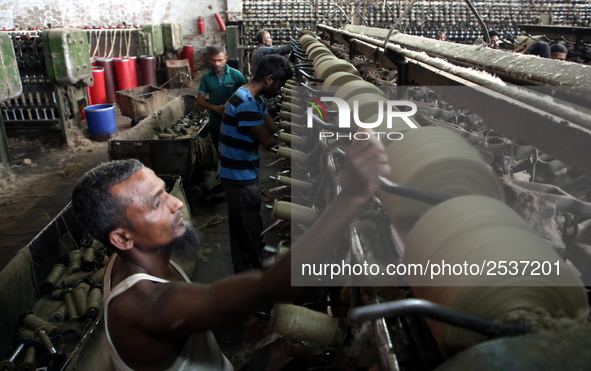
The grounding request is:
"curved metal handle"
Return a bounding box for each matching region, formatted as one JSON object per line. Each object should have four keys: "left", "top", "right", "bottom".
{"left": 298, "top": 82, "right": 335, "bottom": 96}
{"left": 332, "top": 149, "right": 451, "bottom": 205}
{"left": 297, "top": 67, "right": 316, "bottom": 73}
{"left": 465, "top": 0, "right": 490, "bottom": 45}
{"left": 561, "top": 36, "right": 576, "bottom": 45}
{"left": 290, "top": 43, "right": 305, "bottom": 53}
{"left": 298, "top": 69, "right": 325, "bottom": 83}
{"left": 291, "top": 63, "right": 314, "bottom": 69}
{"left": 378, "top": 176, "right": 451, "bottom": 205}
{"left": 350, "top": 298, "right": 531, "bottom": 338}
{"left": 293, "top": 51, "right": 313, "bottom": 62}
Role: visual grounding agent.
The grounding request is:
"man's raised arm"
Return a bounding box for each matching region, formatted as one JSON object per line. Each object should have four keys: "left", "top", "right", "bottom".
{"left": 144, "top": 129, "right": 390, "bottom": 335}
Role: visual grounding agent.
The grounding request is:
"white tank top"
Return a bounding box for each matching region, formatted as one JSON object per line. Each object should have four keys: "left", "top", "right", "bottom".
{"left": 103, "top": 255, "right": 234, "bottom": 371}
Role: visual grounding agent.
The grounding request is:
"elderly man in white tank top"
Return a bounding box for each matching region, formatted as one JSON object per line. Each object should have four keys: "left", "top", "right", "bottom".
{"left": 71, "top": 130, "right": 390, "bottom": 371}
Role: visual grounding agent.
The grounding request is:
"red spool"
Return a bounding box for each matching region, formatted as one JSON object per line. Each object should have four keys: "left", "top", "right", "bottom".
{"left": 181, "top": 46, "right": 195, "bottom": 77}
{"left": 89, "top": 66, "right": 107, "bottom": 104}
{"left": 113, "top": 58, "right": 134, "bottom": 91}
{"left": 139, "top": 55, "right": 157, "bottom": 87}
{"left": 215, "top": 13, "right": 226, "bottom": 31}
{"left": 96, "top": 58, "right": 117, "bottom": 104}
{"left": 198, "top": 17, "right": 205, "bottom": 34}
{"left": 129, "top": 56, "right": 139, "bottom": 88}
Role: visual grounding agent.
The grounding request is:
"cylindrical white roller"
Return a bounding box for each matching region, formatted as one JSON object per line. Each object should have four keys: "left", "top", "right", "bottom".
{"left": 362, "top": 112, "right": 418, "bottom": 147}
{"left": 322, "top": 72, "right": 363, "bottom": 91}
{"left": 270, "top": 304, "right": 347, "bottom": 347}
{"left": 334, "top": 80, "right": 387, "bottom": 102}
{"left": 278, "top": 121, "right": 306, "bottom": 135}
{"left": 313, "top": 55, "right": 338, "bottom": 69}
{"left": 277, "top": 146, "right": 308, "bottom": 164}
{"left": 280, "top": 102, "right": 302, "bottom": 113}
{"left": 271, "top": 200, "right": 317, "bottom": 226}
{"left": 278, "top": 132, "right": 306, "bottom": 147}
{"left": 378, "top": 127, "right": 504, "bottom": 237}
{"left": 345, "top": 93, "right": 389, "bottom": 123}
{"left": 316, "top": 60, "right": 359, "bottom": 80}
{"left": 309, "top": 47, "right": 332, "bottom": 61}
{"left": 276, "top": 175, "right": 313, "bottom": 193}
{"left": 405, "top": 196, "right": 588, "bottom": 356}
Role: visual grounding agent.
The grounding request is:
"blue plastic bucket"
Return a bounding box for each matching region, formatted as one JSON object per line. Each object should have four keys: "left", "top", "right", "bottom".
{"left": 85, "top": 104, "right": 117, "bottom": 136}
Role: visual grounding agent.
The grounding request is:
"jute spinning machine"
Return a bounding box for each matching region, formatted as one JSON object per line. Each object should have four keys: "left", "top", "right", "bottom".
{"left": 258, "top": 24, "right": 591, "bottom": 370}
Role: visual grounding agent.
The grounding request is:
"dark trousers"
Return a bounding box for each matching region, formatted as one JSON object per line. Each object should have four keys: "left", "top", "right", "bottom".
{"left": 223, "top": 183, "right": 265, "bottom": 273}
{"left": 210, "top": 126, "right": 220, "bottom": 154}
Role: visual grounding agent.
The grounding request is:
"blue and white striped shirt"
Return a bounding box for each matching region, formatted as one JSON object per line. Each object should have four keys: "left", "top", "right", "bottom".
{"left": 219, "top": 87, "right": 268, "bottom": 185}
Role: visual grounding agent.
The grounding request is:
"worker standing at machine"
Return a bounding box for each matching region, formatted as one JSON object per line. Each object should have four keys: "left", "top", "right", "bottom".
{"left": 251, "top": 30, "right": 293, "bottom": 116}
{"left": 71, "top": 125, "right": 390, "bottom": 371}
{"left": 550, "top": 44, "right": 568, "bottom": 61}
{"left": 218, "top": 55, "right": 291, "bottom": 273}
{"left": 197, "top": 45, "right": 247, "bottom": 152}
{"left": 251, "top": 30, "right": 293, "bottom": 73}
{"left": 488, "top": 30, "right": 501, "bottom": 49}
{"left": 525, "top": 41, "right": 551, "bottom": 58}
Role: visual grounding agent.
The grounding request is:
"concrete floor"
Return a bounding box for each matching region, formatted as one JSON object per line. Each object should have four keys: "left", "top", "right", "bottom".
{"left": 0, "top": 84, "right": 203, "bottom": 271}
{"left": 0, "top": 80, "right": 291, "bottom": 366}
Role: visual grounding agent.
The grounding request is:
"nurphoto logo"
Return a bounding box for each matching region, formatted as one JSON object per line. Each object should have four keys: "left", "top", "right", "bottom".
{"left": 305, "top": 96, "right": 419, "bottom": 141}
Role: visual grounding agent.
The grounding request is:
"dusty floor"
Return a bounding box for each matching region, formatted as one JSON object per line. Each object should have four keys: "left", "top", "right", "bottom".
{"left": 0, "top": 84, "right": 197, "bottom": 271}
{"left": 0, "top": 81, "right": 287, "bottom": 364}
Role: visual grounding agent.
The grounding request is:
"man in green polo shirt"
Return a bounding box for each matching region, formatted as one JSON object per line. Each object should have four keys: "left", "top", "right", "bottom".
{"left": 197, "top": 45, "right": 247, "bottom": 151}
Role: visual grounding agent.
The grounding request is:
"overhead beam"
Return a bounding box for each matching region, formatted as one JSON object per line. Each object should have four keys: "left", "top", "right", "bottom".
{"left": 320, "top": 24, "right": 591, "bottom": 104}
{"left": 317, "top": 24, "right": 591, "bottom": 178}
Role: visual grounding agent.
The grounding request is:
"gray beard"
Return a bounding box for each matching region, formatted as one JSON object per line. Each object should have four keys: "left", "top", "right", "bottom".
{"left": 158, "top": 222, "right": 200, "bottom": 261}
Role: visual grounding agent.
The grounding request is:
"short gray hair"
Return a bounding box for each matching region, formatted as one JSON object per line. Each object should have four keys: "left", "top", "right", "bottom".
{"left": 207, "top": 45, "right": 226, "bottom": 56}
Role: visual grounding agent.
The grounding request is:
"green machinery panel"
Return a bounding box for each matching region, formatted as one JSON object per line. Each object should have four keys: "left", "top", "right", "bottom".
{"left": 42, "top": 28, "right": 92, "bottom": 86}
{"left": 139, "top": 24, "right": 164, "bottom": 56}
{"left": 0, "top": 33, "right": 22, "bottom": 101}
{"left": 226, "top": 26, "right": 239, "bottom": 60}
{"left": 162, "top": 22, "right": 183, "bottom": 53}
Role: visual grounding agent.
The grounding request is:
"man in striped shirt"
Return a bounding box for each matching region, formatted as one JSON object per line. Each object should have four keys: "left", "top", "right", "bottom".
{"left": 219, "top": 55, "right": 293, "bottom": 272}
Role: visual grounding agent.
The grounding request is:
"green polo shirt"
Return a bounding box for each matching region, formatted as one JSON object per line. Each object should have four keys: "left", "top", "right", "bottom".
{"left": 198, "top": 64, "right": 247, "bottom": 128}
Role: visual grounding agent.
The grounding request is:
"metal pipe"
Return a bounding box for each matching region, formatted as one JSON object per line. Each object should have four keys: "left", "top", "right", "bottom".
{"left": 297, "top": 67, "right": 316, "bottom": 74}
{"left": 350, "top": 299, "right": 531, "bottom": 338}
{"left": 292, "top": 50, "right": 310, "bottom": 60}
{"left": 0, "top": 340, "right": 27, "bottom": 370}
{"left": 298, "top": 69, "right": 325, "bottom": 83}
{"left": 464, "top": 0, "right": 490, "bottom": 45}
{"left": 298, "top": 82, "right": 335, "bottom": 96}
{"left": 290, "top": 44, "right": 305, "bottom": 54}
{"left": 321, "top": 3, "right": 351, "bottom": 24}
{"left": 291, "top": 63, "right": 313, "bottom": 70}
{"left": 379, "top": 176, "right": 452, "bottom": 205}
{"left": 382, "top": 0, "right": 419, "bottom": 49}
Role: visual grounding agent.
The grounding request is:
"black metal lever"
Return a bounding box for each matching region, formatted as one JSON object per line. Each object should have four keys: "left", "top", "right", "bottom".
{"left": 378, "top": 176, "right": 452, "bottom": 205}
{"left": 298, "top": 82, "right": 335, "bottom": 96}
{"left": 350, "top": 299, "right": 531, "bottom": 338}
{"left": 331, "top": 148, "right": 452, "bottom": 205}
{"left": 298, "top": 69, "right": 325, "bottom": 83}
